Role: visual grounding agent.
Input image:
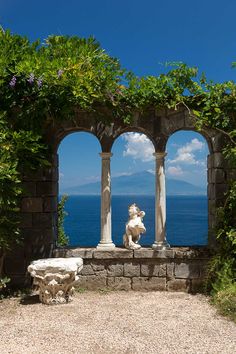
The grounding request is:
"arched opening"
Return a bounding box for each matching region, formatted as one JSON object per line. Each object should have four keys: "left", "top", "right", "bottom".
{"left": 111, "top": 131, "right": 155, "bottom": 246}
{"left": 165, "top": 130, "right": 209, "bottom": 246}
{"left": 58, "top": 132, "right": 101, "bottom": 247}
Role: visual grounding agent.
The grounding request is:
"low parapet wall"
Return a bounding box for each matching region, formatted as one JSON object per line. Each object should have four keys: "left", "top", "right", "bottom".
{"left": 53, "top": 247, "right": 211, "bottom": 293}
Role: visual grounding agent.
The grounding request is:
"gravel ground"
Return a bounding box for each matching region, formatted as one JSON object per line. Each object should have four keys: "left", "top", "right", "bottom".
{"left": 0, "top": 291, "right": 235, "bottom": 354}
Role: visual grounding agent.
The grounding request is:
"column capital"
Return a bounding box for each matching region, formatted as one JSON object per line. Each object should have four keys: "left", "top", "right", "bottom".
{"left": 153, "top": 152, "right": 167, "bottom": 159}
{"left": 99, "top": 152, "right": 113, "bottom": 159}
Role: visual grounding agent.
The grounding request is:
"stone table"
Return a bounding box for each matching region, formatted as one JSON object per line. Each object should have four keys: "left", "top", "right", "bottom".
{"left": 28, "top": 257, "right": 83, "bottom": 305}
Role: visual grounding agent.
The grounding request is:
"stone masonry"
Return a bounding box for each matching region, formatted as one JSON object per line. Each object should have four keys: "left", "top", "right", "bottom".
{"left": 53, "top": 247, "right": 210, "bottom": 293}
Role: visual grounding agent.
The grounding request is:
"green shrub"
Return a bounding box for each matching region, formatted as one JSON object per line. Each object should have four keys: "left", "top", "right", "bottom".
{"left": 57, "top": 195, "right": 69, "bottom": 246}
{"left": 212, "top": 283, "right": 236, "bottom": 322}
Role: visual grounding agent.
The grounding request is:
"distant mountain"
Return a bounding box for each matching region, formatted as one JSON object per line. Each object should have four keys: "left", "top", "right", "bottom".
{"left": 62, "top": 171, "right": 206, "bottom": 196}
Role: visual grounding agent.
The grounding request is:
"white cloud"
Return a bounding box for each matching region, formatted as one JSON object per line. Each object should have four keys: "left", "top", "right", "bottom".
{"left": 167, "top": 166, "right": 184, "bottom": 176}
{"left": 59, "top": 172, "right": 64, "bottom": 178}
{"left": 122, "top": 133, "right": 154, "bottom": 162}
{"left": 168, "top": 138, "right": 205, "bottom": 165}
{"left": 112, "top": 172, "right": 133, "bottom": 178}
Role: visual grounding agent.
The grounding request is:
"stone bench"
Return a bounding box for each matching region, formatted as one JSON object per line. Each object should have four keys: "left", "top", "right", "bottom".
{"left": 28, "top": 257, "right": 83, "bottom": 305}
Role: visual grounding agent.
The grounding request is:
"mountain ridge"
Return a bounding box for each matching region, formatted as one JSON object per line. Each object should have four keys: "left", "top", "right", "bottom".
{"left": 61, "top": 170, "right": 206, "bottom": 196}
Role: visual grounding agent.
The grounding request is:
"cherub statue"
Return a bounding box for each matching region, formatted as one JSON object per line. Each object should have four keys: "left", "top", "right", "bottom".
{"left": 123, "top": 203, "right": 146, "bottom": 250}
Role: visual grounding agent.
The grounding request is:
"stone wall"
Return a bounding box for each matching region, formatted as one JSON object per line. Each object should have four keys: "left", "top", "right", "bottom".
{"left": 54, "top": 247, "right": 210, "bottom": 293}
{"left": 207, "top": 152, "right": 236, "bottom": 244}
{"left": 4, "top": 106, "right": 234, "bottom": 287}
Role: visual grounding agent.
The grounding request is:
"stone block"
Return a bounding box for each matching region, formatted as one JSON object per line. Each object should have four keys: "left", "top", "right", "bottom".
{"left": 207, "top": 184, "right": 215, "bottom": 200}
{"left": 20, "top": 213, "right": 33, "bottom": 228}
{"left": 166, "top": 263, "right": 174, "bottom": 278}
{"left": 208, "top": 200, "right": 216, "bottom": 216}
{"left": 27, "top": 243, "right": 54, "bottom": 260}
{"left": 141, "top": 263, "right": 166, "bottom": 277}
{"left": 164, "top": 114, "right": 185, "bottom": 133}
{"left": 226, "top": 169, "right": 236, "bottom": 182}
{"left": 134, "top": 248, "right": 155, "bottom": 258}
{"left": 132, "top": 277, "right": 166, "bottom": 291}
{"left": 21, "top": 198, "right": 43, "bottom": 212}
{"left": 23, "top": 228, "right": 56, "bottom": 245}
{"left": 167, "top": 279, "right": 190, "bottom": 292}
{"left": 153, "top": 249, "right": 175, "bottom": 258}
{"left": 70, "top": 248, "right": 93, "bottom": 259}
{"left": 207, "top": 169, "right": 212, "bottom": 183}
{"left": 200, "top": 263, "right": 209, "bottom": 278}
{"left": 212, "top": 169, "right": 225, "bottom": 183}
{"left": 43, "top": 197, "right": 57, "bottom": 212}
{"left": 175, "top": 263, "right": 200, "bottom": 279}
{"left": 124, "top": 262, "right": 140, "bottom": 277}
{"left": 77, "top": 275, "right": 107, "bottom": 290}
{"left": 191, "top": 279, "right": 205, "bottom": 294}
{"left": 93, "top": 248, "right": 133, "bottom": 259}
{"left": 53, "top": 248, "right": 72, "bottom": 258}
{"left": 211, "top": 133, "right": 228, "bottom": 152}
{"left": 107, "top": 263, "right": 124, "bottom": 277}
{"left": 91, "top": 263, "right": 105, "bottom": 272}
{"left": 23, "top": 170, "right": 43, "bottom": 181}
{"left": 36, "top": 182, "right": 58, "bottom": 196}
{"left": 107, "top": 277, "right": 131, "bottom": 291}
{"left": 43, "top": 167, "right": 58, "bottom": 181}
{"left": 211, "top": 152, "right": 229, "bottom": 169}
{"left": 22, "top": 182, "right": 36, "bottom": 197}
{"left": 184, "top": 110, "right": 196, "bottom": 128}
{"left": 207, "top": 155, "right": 213, "bottom": 169}
{"left": 174, "top": 247, "right": 210, "bottom": 259}
{"left": 215, "top": 198, "right": 225, "bottom": 207}
{"left": 51, "top": 154, "right": 59, "bottom": 167}
{"left": 215, "top": 184, "right": 228, "bottom": 199}
{"left": 80, "top": 264, "right": 94, "bottom": 275}
{"left": 32, "top": 213, "right": 56, "bottom": 228}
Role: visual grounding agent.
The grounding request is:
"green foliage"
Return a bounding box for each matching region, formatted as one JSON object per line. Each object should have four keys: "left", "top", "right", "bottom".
{"left": 57, "top": 195, "right": 69, "bottom": 246}
{"left": 212, "top": 283, "right": 236, "bottom": 322}
{"left": 206, "top": 182, "right": 236, "bottom": 295}
{"left": 0, "top": 277, "right": 10, "bottom": 292}
{"left": 0, "top": 116, "right": 49, "bottom": 254}
{"left": 75, "top": 287, "right": 87, "bottom": 294}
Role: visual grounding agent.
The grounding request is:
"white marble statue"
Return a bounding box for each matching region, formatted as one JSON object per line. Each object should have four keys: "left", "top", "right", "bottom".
{"left": 123, "top": 203, "right": 146, "bottom": 250}
{"left": 28, "top": 257, "right": 83, "bottom": 305}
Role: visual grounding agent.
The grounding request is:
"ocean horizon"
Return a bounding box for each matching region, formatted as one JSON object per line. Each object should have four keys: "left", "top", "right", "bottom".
{"left": 61, "top": 195, "right": 208, "bottom": 248}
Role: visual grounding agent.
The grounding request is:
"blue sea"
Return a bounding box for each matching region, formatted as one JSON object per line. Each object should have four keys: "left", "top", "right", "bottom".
{"left": 62, "top": 195, "right": 208, "bottom": 247}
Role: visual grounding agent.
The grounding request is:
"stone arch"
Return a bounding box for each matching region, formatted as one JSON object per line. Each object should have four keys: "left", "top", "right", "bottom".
{"left": 10, "top": 106, "right": 233, "bottom": 287}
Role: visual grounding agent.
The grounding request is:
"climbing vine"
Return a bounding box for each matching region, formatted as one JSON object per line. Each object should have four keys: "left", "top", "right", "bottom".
{"left": 0, "top": 29, "right": 235, "bottom": 301}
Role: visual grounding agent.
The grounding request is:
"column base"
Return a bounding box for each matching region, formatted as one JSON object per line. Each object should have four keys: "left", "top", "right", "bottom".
{"left": 152, "top": 240, "right": 170, "bottom": 250}
{"left": 96, "top": 242, "right": 116, "bottom": 250}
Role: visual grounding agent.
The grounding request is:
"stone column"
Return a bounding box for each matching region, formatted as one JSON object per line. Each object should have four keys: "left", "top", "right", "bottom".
{"left": 97, "top": 152, "right": 115, "bottom": 249}
{"left": 152, "top": 152, "right": 170, "bottom": 250}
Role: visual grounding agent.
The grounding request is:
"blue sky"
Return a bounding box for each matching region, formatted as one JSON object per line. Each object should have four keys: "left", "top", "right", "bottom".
{"left": 1, "top": 0, "right": 235, "bottom": 190}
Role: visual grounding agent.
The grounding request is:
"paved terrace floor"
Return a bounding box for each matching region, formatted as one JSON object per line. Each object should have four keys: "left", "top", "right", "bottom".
{"left": 0, "top": 291, "right": 235, "bottom": 354}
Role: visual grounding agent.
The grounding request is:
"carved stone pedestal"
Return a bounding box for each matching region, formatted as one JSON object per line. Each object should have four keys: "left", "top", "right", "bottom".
{"left": 28, "top": 257, "right": 83, "bottom": 305}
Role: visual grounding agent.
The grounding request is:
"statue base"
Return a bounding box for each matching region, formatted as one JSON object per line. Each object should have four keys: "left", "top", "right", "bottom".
{"left": 152, "top": 241, "right": 170, "bottom": 250}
